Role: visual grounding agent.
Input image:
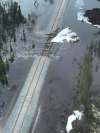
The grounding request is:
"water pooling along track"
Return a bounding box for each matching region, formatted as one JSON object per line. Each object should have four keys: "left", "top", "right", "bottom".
{"left": 34, "top": 0, "right": 70, "bottom": 36}
{"left": 1, "top": 0, "right": 70, "bottom": 133}
{"left": 43, "top": 0, "right": 71, "bottom": 55}
{"left": 2, "top": 56, "right": 50, "bottom": 133}
{"left": 49, "top": 0, "right": 70, "bottom": 32}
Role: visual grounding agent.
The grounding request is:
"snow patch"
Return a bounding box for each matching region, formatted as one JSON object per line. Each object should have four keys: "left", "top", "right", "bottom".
{"left": 75, "top": 0, "right": 85, "bottom": 10}
{"left": 66, "top": 110, "right": 83, "bottom": 133}
{"left": 77, "top": 11, "right": 100, "bottom": 28}
{"left": 51, "top": 28, "right": 80, "bottom": 43}
{"left": 77, "top": 11, "right": 90, "bottom": 24}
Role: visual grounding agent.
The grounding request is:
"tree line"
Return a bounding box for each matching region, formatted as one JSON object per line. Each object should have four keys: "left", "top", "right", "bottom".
{"left": 0, "top": 0, "right": 25, "bottom": 86}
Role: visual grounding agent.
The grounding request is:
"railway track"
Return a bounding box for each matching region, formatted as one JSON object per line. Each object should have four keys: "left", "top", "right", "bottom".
{"left": 11, "top": 56, "right": 49, "bottom": 133}
{"left": 2, "top": 0, "right": 70, "bottom": 133}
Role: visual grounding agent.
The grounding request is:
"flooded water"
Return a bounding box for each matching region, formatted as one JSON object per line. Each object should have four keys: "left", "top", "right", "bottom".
{"left": 1, "top": 0, "right": 100, "bottom": 132}
{"left": 4, "top": 0, "right": 56, "bottom": 31}
{"left": 35, "top": 42, "right": 86, "bottom": 133}
{"left": 17, "top": 0, "right": 56, "bottom": 30}
{"left": 34, "top": 0, "right": 100, "bottom": 133}
{"left": 62, "top": 0, "right": 100, "bottom": 43}
{"left": 0, "top": 58, "right": 34, "bottom": 124}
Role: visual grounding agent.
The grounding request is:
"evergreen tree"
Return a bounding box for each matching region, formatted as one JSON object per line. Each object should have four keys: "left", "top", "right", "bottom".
{"left": 0, "top": 1, "right": 25, "bottom": 86}
{"left": 0, "top": 56, "right": 8, "bottom": 86}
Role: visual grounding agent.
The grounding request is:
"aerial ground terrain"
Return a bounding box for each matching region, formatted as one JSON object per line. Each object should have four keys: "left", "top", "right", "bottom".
{"left": 0, "top": 0, "right": 100, "bottom": 133}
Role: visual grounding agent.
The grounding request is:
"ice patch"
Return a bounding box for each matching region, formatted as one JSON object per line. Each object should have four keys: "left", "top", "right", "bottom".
{"left": 77, "top": 11, "right": 100, "bottom": 28}
{"left": 66, "top": 110, "right": 83, "bottom": 133}
{"left": 51, "top": 28, "right": 80, "bottom": 43}
{"left": 75, "top": 0, "right": 85, "bottom": 10}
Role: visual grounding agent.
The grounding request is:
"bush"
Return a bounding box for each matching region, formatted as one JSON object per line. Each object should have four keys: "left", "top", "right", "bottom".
{"left": 32, "top": 41, "right": 35, "bottom": 49}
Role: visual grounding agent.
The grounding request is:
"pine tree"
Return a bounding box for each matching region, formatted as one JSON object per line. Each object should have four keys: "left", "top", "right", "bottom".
{"left": 0, "top": 56, "right": 8, "bottom": 86}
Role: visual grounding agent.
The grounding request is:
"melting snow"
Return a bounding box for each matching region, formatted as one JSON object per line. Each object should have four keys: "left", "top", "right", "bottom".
{"left": 66, "top": 110, "right": 83, "bottom": 133}
{"left": 77, "top": 11, "right": 90, "bottom": 24}
{"left": 77, "top": 11, "right": 100, "bottom": 28}
{"left": 76, "top": 0, "right": 100, "bottom": 28}
{"left": 51, "top": 28, "right": 80, "bottom": 43}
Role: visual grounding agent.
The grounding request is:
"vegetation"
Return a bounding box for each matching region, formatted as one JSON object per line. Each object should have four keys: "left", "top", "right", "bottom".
{"left": 0, "top": 1, "right": 25, "bottom": 44}
{"left": 0, "top": 1, "right": 25, "bottom": 86}
{"left": 5, "top": 59, "right": 9, "bottom": 72}
{"left": 0, "top": 56, "right": 8, "bottom": 86}
{"left": 44, "top": 28, "right": 59, "bottom": 51}
{"left": 32, "top": 40, "right": 35, "bottom": 49}
{"left": 44, "top": 0, "right": 54, "bottom": 4}
{"left": 72, "top": 47, "right": 94, "bottom": 132}
{"left": 46, "top": 28, "right": 59, "bottom": 42}
{"left": 79, "top": 49, "right": 94, "bottom": 130}
{"left": 44, "top": 43, "right": 50, "bottom": 49}
{"left": 74, "top": 44, "right": 100, "bottom": 132}
{"left": 93, "top": 41, "right": 100, "bottom": 58}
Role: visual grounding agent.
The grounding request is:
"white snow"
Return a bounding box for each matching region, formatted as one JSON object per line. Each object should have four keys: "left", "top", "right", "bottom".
{"left": 66, "top": 110, "right": 83, "bottom": 133}
{"left": 76, "top": 0, "right": 100, "bottom": 29}
{"left": 77, "top": 11, "right": 100, "bottom": 28}
{"left": 77, "top": 11, "right": 91, "bottom": 24}
{"left": 94, "top": 24, "right": 100, "bottom": 28}
{"left": 51, "top": 28, "right": 80, "bottom": 43}
{"left": 75, "top": 0, "right": 85, "bottom": 10}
